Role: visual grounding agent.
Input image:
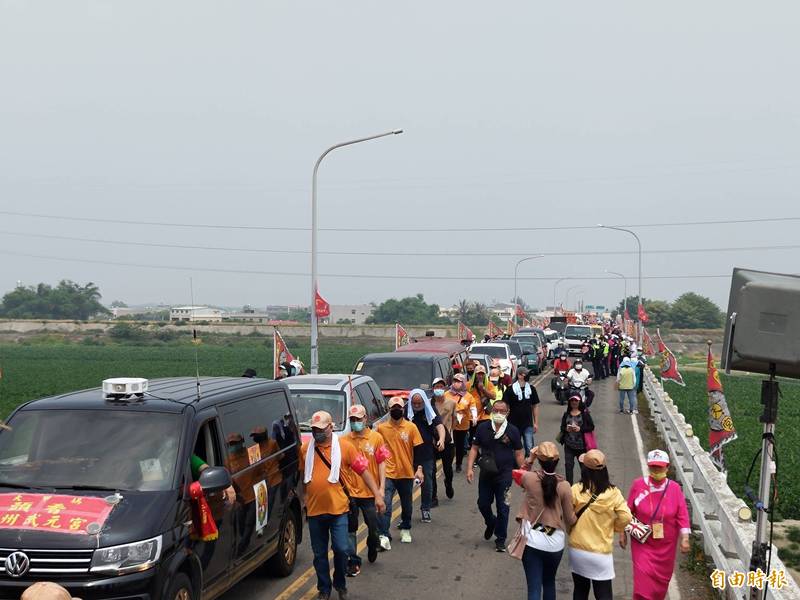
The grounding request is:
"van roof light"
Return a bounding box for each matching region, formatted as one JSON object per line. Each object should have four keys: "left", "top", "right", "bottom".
{"left": 102, "top": 378, "right": 149, "bottom": 401}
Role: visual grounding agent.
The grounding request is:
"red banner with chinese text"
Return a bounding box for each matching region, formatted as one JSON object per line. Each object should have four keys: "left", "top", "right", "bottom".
{"left": 457, "top": 321, "right": 475, "bottom": 343}
{"left": 273, "top": 329, "right": 295, "bottom": 379}
{"left": 314, "top": 290, "right": 330, "bottom": 318}
{"left": 395, "top": 324, "right": 410, "bottom": 350}
{"left": 0, "top": 493, "right": 114, "bottom": 535}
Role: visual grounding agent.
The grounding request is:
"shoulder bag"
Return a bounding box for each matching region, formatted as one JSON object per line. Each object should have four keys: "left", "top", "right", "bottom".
{"left": 626, "top": 482, "right": 670, "bottom": 544}
{"left": 569, "top": 492, "right": 599, "bottom": 533}
{"left": 314, "top": 446, "right": 351, "bottom": 499}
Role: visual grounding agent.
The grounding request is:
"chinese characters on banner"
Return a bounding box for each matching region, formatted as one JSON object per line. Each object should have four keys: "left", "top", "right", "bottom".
{"left": 642, "top": 328, "right": 655, "bottom": 356}
{"left": 314, "top": 290, "right": 330, "bottom": 318}
{"left": 0, "top": 493, "right": 114, "bottom": 535}
{"left": 486, "top": 321, "right": 503, "bottom": 339}
{"left": 506, "top": 319, "right": 518, "bottom": 336}
{"left": 457, "top": 321, "right": 475, "bottom": 343}
{"left": 656, "top": 328, "right": 685, "bottom": 386}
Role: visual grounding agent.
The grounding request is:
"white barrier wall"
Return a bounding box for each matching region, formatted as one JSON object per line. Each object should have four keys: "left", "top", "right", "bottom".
{"left": 642, "top": 368, "right": 800, "bottom": 600}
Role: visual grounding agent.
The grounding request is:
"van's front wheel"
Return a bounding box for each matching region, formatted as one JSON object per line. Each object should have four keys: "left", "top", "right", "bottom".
{"left": 164, "top": 572, "right": 194, "bottom": 600}
{"left": 267, "top": 508, "right": 299, "bottom": 577}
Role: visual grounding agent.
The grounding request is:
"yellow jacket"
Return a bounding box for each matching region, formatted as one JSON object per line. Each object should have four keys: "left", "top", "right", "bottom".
{"left": 569, "top": 484, "right": 632, "bottom": 554}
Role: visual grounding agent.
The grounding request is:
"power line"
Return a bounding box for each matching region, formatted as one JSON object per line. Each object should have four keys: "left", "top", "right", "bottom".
{"left": 2, "top": 209, "right": 800, "bottom": 233}
{"left": 2, "top": 229, "right": 799, "bottom": 258}
{"left": 0, "top": 248, "right": 733, "bottom": 281}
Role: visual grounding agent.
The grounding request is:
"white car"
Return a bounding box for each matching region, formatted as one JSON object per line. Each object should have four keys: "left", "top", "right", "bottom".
{"left": 469, "top": 342, "right": 518, "bottom": 376}
{"left": 543, "top": 329, "right": 562, "bottom": 359}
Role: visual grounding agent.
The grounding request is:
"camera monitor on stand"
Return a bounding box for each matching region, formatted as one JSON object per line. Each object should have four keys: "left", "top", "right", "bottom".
{"left": 722, "top": 268, "right": 800, "bottom": 379}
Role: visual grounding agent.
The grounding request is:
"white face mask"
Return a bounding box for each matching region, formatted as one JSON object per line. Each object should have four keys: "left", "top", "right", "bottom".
{"left": 491, "top": 413, "right": 507, "bottom": 426}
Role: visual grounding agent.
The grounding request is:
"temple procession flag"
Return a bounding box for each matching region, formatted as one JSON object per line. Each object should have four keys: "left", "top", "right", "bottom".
{"left": 656, "top": 328, "right": 685, "bottom": 386}
{"left": 707, "top": 343, "right": 737, "bottom": 471}
{"left": 395, "top": 323, "right": 410, "bottom": 350}
{"left": 273, "top": 328, "right": 295, "bottom": 379}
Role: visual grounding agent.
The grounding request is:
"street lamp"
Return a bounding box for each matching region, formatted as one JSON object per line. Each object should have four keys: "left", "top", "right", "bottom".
{"left": 513, "top": 255, "right": 544, "bottom": 326}
{"left": 552, "top": 277, "right": 570, "bottom": 311}
{"left": 605, "top": 270, "right": 628, "bottom": 318}
{"left": 564, "top": 285, "right": 584, "bottom": 311}
{"left": 598, "top": 224, "right": 642, "bottom": 345}
{"left": 310, "top": 129, "right": 403, "bottom": 374}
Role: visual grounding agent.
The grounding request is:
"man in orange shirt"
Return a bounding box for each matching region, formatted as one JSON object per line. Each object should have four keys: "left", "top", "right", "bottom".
{"left": 377, "top": 397, "right": 424, "bottom": 547}
{"left": 449, "top": 373, "right": 474, "bottom": 472}
{"left": 342, "top": 405, "right": 389, "bottom": 577}
{"left": 301, "top": 411, "right": 385, "bottom": 600}
{"left": 468, "top": 364, "right": 497, "bottom": 423}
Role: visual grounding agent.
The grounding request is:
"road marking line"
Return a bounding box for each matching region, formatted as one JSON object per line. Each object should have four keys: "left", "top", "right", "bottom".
{"left": 630, "top": 406, "right": 682, "bottom": 600}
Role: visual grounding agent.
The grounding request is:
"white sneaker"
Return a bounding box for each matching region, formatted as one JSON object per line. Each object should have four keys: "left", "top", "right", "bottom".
{"left": 379, "top": 535, "right": 391, "bottom": 551}
{"left": 400, "top": 530, "right": 412, "bottom": 543}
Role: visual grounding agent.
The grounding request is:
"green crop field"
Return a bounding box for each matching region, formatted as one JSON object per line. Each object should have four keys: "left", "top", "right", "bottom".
{"left": 0, "top": 338, "right": 391, "bottom": 418}
{"left": 659, "top": 369, "right": 800, "bottom": 520}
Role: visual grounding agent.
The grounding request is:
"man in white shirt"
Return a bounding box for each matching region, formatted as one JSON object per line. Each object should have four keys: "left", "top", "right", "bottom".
{"left": 567, "top": 360, "right": 592, "bottom": 388}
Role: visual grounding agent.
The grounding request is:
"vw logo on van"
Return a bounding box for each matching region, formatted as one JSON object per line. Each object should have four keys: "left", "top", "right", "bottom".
{"left": 4, "top": 551, "right": 31, "bottom": 577}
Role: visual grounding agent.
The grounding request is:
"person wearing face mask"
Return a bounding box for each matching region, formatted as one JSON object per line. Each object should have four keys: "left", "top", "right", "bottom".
{"left": 468, "top": 364, "right": 496, "bottom": 424}
{"left": 566, "top": 360, "right": 592, "bottom": 395}
{"left": 449, "top": 373, "right": 473, "bottom": 472}
{"left": 465, "top": 400, "right": 524, "bottom": 553}
{"left": 301, "top": 411, "right": 385, "bottom": 600}
{"left": 559, "top": 395, "right": 595, "bottom": 484}
{"left": 342, "top": 405, "right": 389, "bottom": 577}
{"left": 431, "top": 378, "right": 456, "bottom": 504}
{"left": 407, "top": 388, "right": 446, "bottom": 522}
{"left": 503, "top": 368, "right": 540, "bottom": 457}
{"left": 489, "top": 367, "right": 506, "bottom": 403}
{"left": 620, "top": 450, "right": 691, "bottom": 600}
{"left": 377, "top": 397, "right": 425, "bottom": 547}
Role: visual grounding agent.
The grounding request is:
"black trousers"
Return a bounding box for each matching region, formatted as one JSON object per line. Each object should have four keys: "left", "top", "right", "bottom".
{"left": 564, "top": 445, "right": 584, "bottom": 485}
{"left": 453, "top": 430, "right": 469, "bottom": 468}
{"left": 572, "top": 573, "right": 612, "bottom": 600}
{"left": 591, "top": 357, "right": 605, "bottom": 379}
{"left": 432, "top": 442, "right": 454, "bottom": 500}
{"left": 347, "top": 497, "right": 379, "bottom": 566}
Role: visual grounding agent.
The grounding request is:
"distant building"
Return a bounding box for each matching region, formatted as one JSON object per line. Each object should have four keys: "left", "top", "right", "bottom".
{"left": 327, "top": 304, "right": 374, "bottom": 325}
{"left": 438, "top": 305, "right": 461, "bottom": 319}
{"left": 111, "top": 305, "right": 169, "bottom": 319}
{"left": 223, "top": 311, "right": 271, "bottom": 323}
{"left": 170, "top": 306, "right": 224, "bottom": 322}
{"left": 489, "top": 303, "right": 515, "bottom": 322}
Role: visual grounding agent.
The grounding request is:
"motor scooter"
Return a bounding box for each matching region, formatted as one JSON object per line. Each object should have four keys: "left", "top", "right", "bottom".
{"left": 554, "top": 370, "right": 570, "bottom": 405}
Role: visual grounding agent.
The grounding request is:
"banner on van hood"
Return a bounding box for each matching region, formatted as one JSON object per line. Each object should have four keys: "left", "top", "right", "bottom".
{"left": 0, "top": 493, "right": 115, "bottom": 535}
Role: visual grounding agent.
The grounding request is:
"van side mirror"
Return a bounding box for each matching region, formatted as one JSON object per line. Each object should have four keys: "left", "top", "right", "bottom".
{"left": 198, "top": 466, "right": 232, "bottom": 493}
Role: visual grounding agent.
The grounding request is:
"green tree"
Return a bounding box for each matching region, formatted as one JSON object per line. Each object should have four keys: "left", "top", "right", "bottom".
{"left": 367, "top": 294, "right": 446, "bottom": 325}
{"left": 668, "top": 292, "right": 724, "bottom": 328}
{"left": 0, "top": 280, "right": 110, "bottom": 320}
{"left": 614, "top": 296, "right": 671, "bottom": 328}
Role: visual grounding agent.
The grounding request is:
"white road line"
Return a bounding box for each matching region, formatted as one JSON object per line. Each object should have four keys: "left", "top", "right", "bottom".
{"left": 630, "top": 411, "right": 682, "bottom": 600}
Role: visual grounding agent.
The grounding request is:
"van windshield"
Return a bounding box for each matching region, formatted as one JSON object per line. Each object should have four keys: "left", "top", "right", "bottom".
{"left": 565, "top": 326, "right": 592, "bottom": 339}
{"left": 356, "top": 361, "right": 432, "bottom": 392}
{"left": 290, "top": 391, "right": 347, "bottom": 431}
{"left": 0, "top": 410, "right": 182, "bottom": 492}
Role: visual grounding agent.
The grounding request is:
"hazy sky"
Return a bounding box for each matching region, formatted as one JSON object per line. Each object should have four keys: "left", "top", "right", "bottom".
{"left": 2, "top": 1, "right": 799, "bottom": 312}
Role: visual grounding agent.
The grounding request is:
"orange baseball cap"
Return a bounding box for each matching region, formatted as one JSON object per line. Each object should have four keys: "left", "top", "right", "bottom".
{"left": 348, "top": 404, "right": 366, "bottom": 419}
{"left": 310, "top": 411, "right": 333, "bottom": 429}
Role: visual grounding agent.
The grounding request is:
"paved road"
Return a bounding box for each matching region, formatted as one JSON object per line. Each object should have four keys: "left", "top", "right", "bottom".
{"left": 223, "top": 367, "right": 648, "bottom": 600}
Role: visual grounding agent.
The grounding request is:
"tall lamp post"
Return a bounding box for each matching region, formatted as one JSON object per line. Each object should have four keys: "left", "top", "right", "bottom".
{"left": 552, "top": 277, "right": 570, "bottom": 311}
{"left": 564, "top": 285, "right": 584, "bottom": 312}
{"left": 598, "top": 224, "right": 642, "bottom": 345}
{"left": 605, "top": 270, "right": 628, "bottom": 318}
{"left": 310, "top": 129, "right": 403, "bottom": 374}
{"left": 513, "top": 255, "right": 544, "bottom": 326}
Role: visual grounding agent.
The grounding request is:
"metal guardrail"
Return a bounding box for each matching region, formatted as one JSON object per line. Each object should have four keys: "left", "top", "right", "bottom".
{"left": 642, "top": 368, "right": 800, "bottom": 600}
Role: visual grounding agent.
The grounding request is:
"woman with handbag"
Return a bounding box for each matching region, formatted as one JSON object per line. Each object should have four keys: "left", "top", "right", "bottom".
{"left": 619, "top": 449, "right": 691, "bottom": 600}
{"left": 510, "top": 442, "right": 577, "bottom": 600}
{"left": 569, "top": 450, "right": 632, "bottom": 600}
{"left": 559, "top": 395, "right": 595, "bottom": 484}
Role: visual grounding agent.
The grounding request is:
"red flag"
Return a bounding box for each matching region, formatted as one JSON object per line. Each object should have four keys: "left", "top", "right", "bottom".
{"left": 314, "top": 290, "right": 330, "bottom": 318}
{"left": 707, "top": 347, "right": 737, "bottom": 470}
{"left": 637, "top": 303, "right": 649, "bottom": 323}
{"left": 656, "top": 328, "right": 684, "bottom": 386}
{"left": 506, "top": 319, "right": 518, "bottom": 336}
{"left": 273, "top": 329, "right": 295, "bottom": 379}
{"left": 515, "top": 304, "right": 526, "bottom": 318}
{"left": 395, "top": 323, "right": 409, "bottom": 350}
{"left": 458, "top": 321, "right": 475, "bottom": 343}
{"left": 623, "top": 308, "right": 631, "bottom": 322}
{"left": 487, "top": 321, "right": 503, "bottom": 339}
{"left": 642, "top": 328, "right": 655, "bottom": 356}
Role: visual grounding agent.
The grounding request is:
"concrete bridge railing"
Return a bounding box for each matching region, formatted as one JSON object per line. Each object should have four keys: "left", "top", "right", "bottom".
{"left": 642, "top": 368, "right": 800, "bottom": 600}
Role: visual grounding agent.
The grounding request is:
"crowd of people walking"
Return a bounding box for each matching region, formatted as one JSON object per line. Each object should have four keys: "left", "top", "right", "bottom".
{"left": 299, "top": 333, "right": 690, "bottom": 600}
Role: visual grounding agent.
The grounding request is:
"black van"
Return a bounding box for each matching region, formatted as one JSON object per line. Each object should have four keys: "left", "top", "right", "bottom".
{"left": 353, "top": 352, "right": 454, "bottom": 399}
{"left": 0, "top": 377, "right": 302, "bottom": 600}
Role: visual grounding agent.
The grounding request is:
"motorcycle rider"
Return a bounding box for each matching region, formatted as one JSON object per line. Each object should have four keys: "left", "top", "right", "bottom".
{"left": 551, "top": 351, "right": 572, "bottom": 393}
{"left": 566, "top": 359, "right": 593, "bottom": 404}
